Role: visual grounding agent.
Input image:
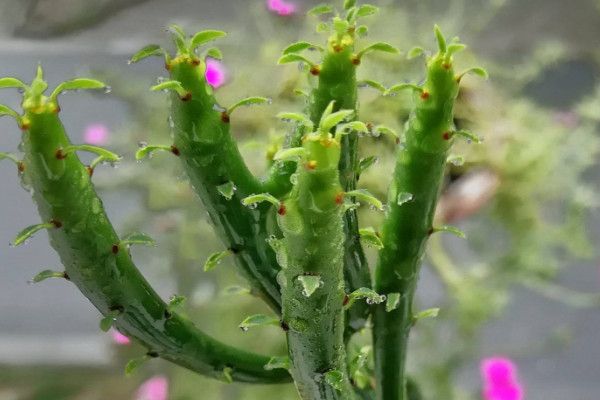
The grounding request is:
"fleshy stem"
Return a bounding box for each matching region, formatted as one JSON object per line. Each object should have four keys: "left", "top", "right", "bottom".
{"left": 5, "top": 69, "right": 290, "bottom": 383}
{"left": 372, "top": 26, "right": 482, "bottom": 400}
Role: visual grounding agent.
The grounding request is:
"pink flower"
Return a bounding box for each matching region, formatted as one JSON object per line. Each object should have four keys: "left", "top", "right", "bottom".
{"left": 480, "top": 357, "right": 524, "bottom": 400}
{"left": 267, "top": 0, "right": 296, "bottom": 15}
{"left": 83, "top": 123, "right": 109, "bottom": 145}
{"left": 134, "top": 375, "right": 168, "bottom": 400}
{"left": 111, "top": 329, "right": 131, "bottom": 345}
{"left": 205, "top": 59, "right": 226, "bottom": 88}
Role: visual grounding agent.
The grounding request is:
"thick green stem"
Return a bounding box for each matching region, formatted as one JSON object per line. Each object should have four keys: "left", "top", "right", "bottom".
{"left": 372, "top": 30, "right": 465, "bottom": 400}
{"left": 18, "top": 106, "right": 289, "bottom": 383}
{"left": 168, "top": 58, "right": 282, "bottom": 312}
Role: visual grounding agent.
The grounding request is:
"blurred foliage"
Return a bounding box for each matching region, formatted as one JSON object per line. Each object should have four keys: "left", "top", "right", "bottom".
{"left": 2, "top": 0, "right": 600, "bottom": 399}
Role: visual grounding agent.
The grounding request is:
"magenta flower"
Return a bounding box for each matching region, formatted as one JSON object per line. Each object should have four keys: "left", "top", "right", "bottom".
{"left": 111, "top": 329, "right": 131, "bottom": 345}
{"left": 480, "top": 357, "right": 524, "bottom": 400}
{"left": 205, "top": 59, "right": 226, "bottom": 88}
{"left": 83, "top": 123, "right": 109, "bottom": 145}
{"left": 134, "top": 375, "right": 168, "bottom": 400}
{"left": 267, "top": 0, "right": 296, "bottom": 15}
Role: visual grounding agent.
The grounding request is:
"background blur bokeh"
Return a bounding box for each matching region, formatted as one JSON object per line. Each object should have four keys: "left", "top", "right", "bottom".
{"left": 0, "top": 0, "right": 599, "bottom": 399}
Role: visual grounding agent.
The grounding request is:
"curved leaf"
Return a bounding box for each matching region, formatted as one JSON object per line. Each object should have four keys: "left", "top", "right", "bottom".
{"left": 227, "top": 97, "right": 270, "bottom": 115}
{"left": 129, "top": 44, "right": 164, "bottom": 63}
{"left": 277, "top": 53, "right": 315, "bottom": 66}
{"left": 282, "top": 42, "right": 324, "bottom": 55}
{"left": 307, "top": 4, "right": 334, "bottom": 15}
{"left": 121, "top": 232, "right": 155, "bottom": 247}
{"left": 31, "top": 270, "right": 66, "bottom": 284}
{"left": 0, "top": 77, "right": 28, "bottom": 90}
{"left": 189, "top": 30, "right": 227, "bottom": 52}
{"left": 239, "top": 314, "right": 280, "bottom": 330}
{"left": 13, "top": 222, "right": 55, "bottom": 246}
{"left": 343, "top": 189, "right": 384, "bottom": 211}
{"left": 204, "top": 250, "right": 232, "bottom": 272}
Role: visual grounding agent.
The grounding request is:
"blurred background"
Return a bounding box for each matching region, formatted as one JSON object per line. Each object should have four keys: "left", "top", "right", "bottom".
{"left": 0, "top": 0, "right": 599, "bottom": 399}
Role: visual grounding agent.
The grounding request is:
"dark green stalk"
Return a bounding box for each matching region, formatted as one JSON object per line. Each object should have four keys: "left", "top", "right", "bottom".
{"left": 372, "top": 27, "right": 481, "bottom": 400}
{"left": 4, "top": 69, "right": 290, "bottom": 383}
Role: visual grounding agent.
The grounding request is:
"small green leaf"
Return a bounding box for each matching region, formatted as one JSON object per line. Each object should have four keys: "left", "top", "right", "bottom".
{"left": 397, "top": 192, "right": 414, "bottom": 206}
{"left": 452, "top": 130, "right": 483, "bottom": 144}
{"left": 100, "top": 309, "right": 121, "bottom": 332}
{"left": 168, "top": 295, "right": 186, "bottom": 311}
{"left": 60, "top": 145, "right": 120, "bottom": 163}
{"left": 337, "top": 121, "right": 369, "bottom": 136}
{"left": 277, "top": 112, "right": 314, "bottom": 130}
{"left": 356, "top": 25, "right": 368, "bottom": 37}
{"left": 169, "top": 25, "right": 188, "bottom": 54}
{"left": 374, "top": 125, "right": 399, "bottom": 139}
{"left": 170, "top": 24, "right": 186, "bottom": 39}
{"left": 217, "top": 181, "right": 236, "bottom": 200}
{"left": 359, "top": 227, "right": 384, "bottom": 249}
{"left": 297, "top": 275, "right": 322, "bottom": 297}
{"left": 357, "top": 42, "right": 400, "bottom": 59}
{"left": 13, "top": 222, "right": 55, "bottom": 246}
{"left": 189, "top": 30, "right": 227, "bottom": 52}
{"left": 349, "top": 345, "right": 371, "bottom": 375}
{"left": 264, "top": 356, "right": 290, "bottom": 371}
{"left": 50, "top": 79, "right": 107, "bottom": 103}
{"left": 204, "top": 250, "right": 232, "bottom": 272}
{"left": 277, "top": 53, "right": 315, "bottom": 66}
{"left": 125, "top": 356, "right": 148, "bottom": 377}
{"left": 307, "top": 4, "right": 334, "bottom": 16}
{"left": 31, "top": 270, "right": 66, "bottom": 283}
{"left": 0, "top": 77, "right": 28, "bottom": 90}
{"left": 241, "top": 193, "right": 280, "bottom": 208}
{"left": 458, "top": 67, "right": 488, "bottom": 79}
{"left": 282, "top": 42, "right": 324, "bottom": 55}
{"left": 431, "top": 225, "right": 466, "bottom": 238}
{"left": 0, "top": 104, "right": 23, "bottom": 123}
{"left": 346, "top": 287, "right": 386, "bottom": 309}
{"left": 407, "top": 46, "right": 424, "bottom": 59}
{"left": 273, "top": 147, "right": 308, "bottom": 161}
{"left": 324, "top": 370, "right": 344, "bottom": 391}
{"left": 446, "top": 154, "right": 465, "bottom": 166}
{"left": 129, "top": 44, "right": 164, "bottom": 63}
{"left": 356, "top": 4, "right": 379, "bottom": 17}
{"left": 386, "top": 293, "right": 401, "bottom": 312}
{"left": 206, "top": 47, "right": 223, "bottom": 60}
{"left": 239, "top": 314, "right": 280, "bottom": 331}
{"left": 386, "top": 83, "right": 422, "bottom": 95}
{"left": 294, "top": 89, "right": 309, "bottom": 97}
{"left": 343, "top": 189, "right": 384, "bottom": 211}
{"left": 446, "top": 43, "right": 466, "bottom": 59}
{"left": 0, "top": 153, "right": 21, "bottom": 165}
{"left": 223, "top": 285, "right": 251, "bottom": 295}
{"left": 357, "top": 79, "right": 387, "bottom": 93}
{"left": 321, "top": 109, "right": 354, "bottom": 132}
{"left": 135, "top": 144, "right": 173, "bottom": 160}
{"left": 357, "top": 156, "right": 378, "bottom": 174}
{"left": 151, "top": 80, "right": 187, "bottom": 97}
{"left": 343, "top": 0, "right": 357, "bottom": 9}
{"left": 221, "top": 367, "right": 233, "bottom": 384}
{"left": 121, "top": 233, "right": 155, "bottom": 247}
{"left": 332, "top": 18, "right": 349, "bottom": 35}
{"left": 414, "top": 308, "right": 440, "bottom": 320}
{"left": 227, "top": 97, "right": 270, "bottom": 115}
{"left": 345, "top": 7, "right": 358, "bottom": 23}
{"left": 434, "top": 24, "right": 447, "bottom": 54}
{"left": 316, "top": 22, "right": 330, "bottom": 33}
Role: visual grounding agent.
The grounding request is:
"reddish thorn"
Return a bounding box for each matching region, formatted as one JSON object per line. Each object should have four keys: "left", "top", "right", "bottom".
{"left": 455, "top": 75, "right": 462, "bottom": 83}
{"left": 350, "top": 378, "right": 356, "bottom": 387}
{"left": 335, "top": 190, "right": 344, "bottom": 205}
{"left": 303, "top": 160, "right": 317, "bottom": 170}
{"left": 221, "top": 112, "right": 230, "bottom": 123}
{"left": 441, "top": 62, "right": 451, "bottom": 70}
{"left": 165, "top": 63, "right": 172, "bottom": 71}
{"left": 310, "top": 65, "right": 320, "bottom": 76}
{"left": 366, "top": 122, "right": 374, "bottom": 129}
{"left": 427, "top": 228, "right": 434, "bottom": 235}
{"left": 333, "top": 45, "right": 343, "bottom": 53}
{"left": 420, "top": 91, "right": 430, "bottom": 100}
{"left": 190, "top": 59, "right": 201, "bottom": 66}
{"left": 395, "top": 137, "right": 401, "bottom": 144}
{"left": 55, "top": 149, "right": 67, "bottom": 159}
{"left": 277, "top": 203, "right": 287, "bottom": 216}
{"left": 280, "top": 320, "right": 289, "bottom": 331}
{"left": 50, "top": 219, "right": 62, "bottom": 228}
{"left": 62, "top": 271, "right": 70, "bottom": 281}
{"left": 442, "top": 131, "right": 452, "bottom": 140}
{"left": 348, "top": 26, "right": 355, "bottom": 34}
{"left": 343, "top": 294, "right": 349, "bottom": 306}
{"left": 20, "top": 123, "right": 30, "bottom": 131}
{"left": 87, "top": 166, "right": 94, "bottom": 176}
{"left": 111, "top": 244, "right": 119, "bottom": 254}
{"left": 352, "top": 56, "right": 361, "bottom": 66}
{"left": 18, "top": 162, "right": 24, "bottom": 172}
{"left": 181, "top": 92, "right": 192, "bottom": 101}
{"left": 170, "top": 145, "right": 180, "bottom": 156}
{"left": 375, "top": 231, "right": 381, "bottom": 238}
{"left": 53, "top": 105, "right": 61, "bottom": 114}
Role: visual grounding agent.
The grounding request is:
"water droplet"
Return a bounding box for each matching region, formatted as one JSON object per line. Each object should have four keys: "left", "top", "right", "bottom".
{"left": 357, "top": 82, "right": 369, "bottom": 88}
{"left": 478, "top": 136, "right": 485, "bottom": 142}
{"left": 126, "top": 59, "right": 132, "bottom": 65}
{"left": 247, "top": 203, "right": 258, "bottom": 209}
{"left": 240, "top": 326, "right": 248, "bottom": 332}
{"left": 138, "top": 141, "right": 148, "bottom": 149}
{"left": 212, "top": 104, "right": 226, "bottom": 112}
{"left": 156, "top": 76, "right": 165, "bottom": 84}
{"left": 168, "top": 115, "right": 175, "bottom": 128}
{"left": 103, "top": 86, "right": 112, "bottom": 94}
{"left": 266, "top": 97, "right": 273, "bottom": 105}
{"left": 297, "top": 62, "right": 305, "bottom": 72}
{"left": 397, "top": 192, "right": 413, "bottom": 205}
{"left": 466, "top": 138, "right": 473, "bottom": 144}
{"left": 374, "top": 157, "right": 380, "bottom": 164}
{"left": 290, "top": 173, "right": 298, "bottom": 185}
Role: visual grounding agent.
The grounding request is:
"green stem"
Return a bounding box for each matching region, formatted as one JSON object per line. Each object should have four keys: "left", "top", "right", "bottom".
{"left": 19, "top": 108, "right": 289, "bottom": 383}
{"left": 372, "top": 28, "right": 466, "bottom": 400}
